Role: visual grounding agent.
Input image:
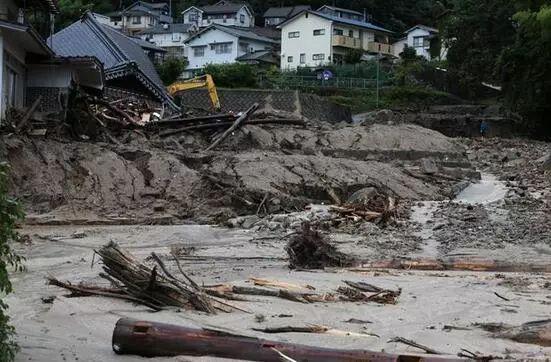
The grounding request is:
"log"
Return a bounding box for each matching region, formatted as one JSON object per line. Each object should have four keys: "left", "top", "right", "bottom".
{"left": 16, "top": 95, "right": 42, "bottom": 133}
{"left": 205, "top": 103, "right": 259, "bottom": 151}
{"left": 112, "top": 318, "right": 463, "bottom": 361}
{"left": 159, "top": 118, "right": 305, "bottom": 137}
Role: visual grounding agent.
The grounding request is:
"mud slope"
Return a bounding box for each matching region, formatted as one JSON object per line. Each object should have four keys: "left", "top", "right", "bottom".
{"left": 2, "top": 122, "right": 476, "bottom": 223}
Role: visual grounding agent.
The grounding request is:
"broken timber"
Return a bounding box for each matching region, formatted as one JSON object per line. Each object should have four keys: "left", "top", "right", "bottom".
{"left": 112, "top": 318, "right": 464, "bottom": 361}
{"left": 205, "top": 103, "right": 259, "bottom": 151}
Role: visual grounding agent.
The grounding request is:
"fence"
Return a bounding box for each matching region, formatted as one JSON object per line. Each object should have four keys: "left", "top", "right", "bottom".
{"left": 260, "top": 75, "right": 382, "bottom": 91}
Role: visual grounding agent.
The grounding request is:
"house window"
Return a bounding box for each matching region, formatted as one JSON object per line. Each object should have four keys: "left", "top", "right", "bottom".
{"left": 313, "top": 29, "right": 325, "bottom": 36}
{"left": 287, "top": 56, "right": 293, "bottom": 63}
{"left": 189, "top": 12, "right": 198, "bottom": 22}
{"left": 172, "top": 33, "right": 181, "bottom": 41}
{"left": 300, "top": 53, "right": 305, "bottom": 64}
{"left": 193, "top": 46, "right": 205, "bottom": 57}
{"left": 413, "top": 36, "right": 428, "bottom": 47}
{"left": 333, "top": 28, "right": 343, "bottom": 36}
{"left": 211, "top": 42, "right": 232, "bottom": 54}
{"left": 6, "top": 68, "right": 17, "bottom": 107}
{"left": 239, "top": 42, "right": 249, "bottom": 53}
{"left": 312, "top": 53, "right": 325, "bottom": 61}
{"left": 149, "top": 16, "right": 154, "bottom": 25}
{"left": 348, "top": 30, "right": 353, "bottom": 37}
{"left": 131, "top": 16, "right": 141, "bottom": 24}
{"left": 240, "top": 14, "right": 245, "bottom": 23}
{"left": 288, "top": 31, "right": 300, "bottom": 38}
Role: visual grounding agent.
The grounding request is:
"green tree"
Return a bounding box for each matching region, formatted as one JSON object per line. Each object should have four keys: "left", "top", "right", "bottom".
{"left": 156, "top": 57, "right": 189, "bottom": 85}
{"left": 498, "top": 4, "right": 551, "bottom": 134}
{"left": 343, "top": 49, "right": 364, "bottom": 64}
{"left": 440, "top": 0, "right": 517, "bottom": 97}
{"left": 203, "top": 63, "right": 258, "bottom": 88}
{"left": 0, "top": 163, "right": 24, "bottom": 362}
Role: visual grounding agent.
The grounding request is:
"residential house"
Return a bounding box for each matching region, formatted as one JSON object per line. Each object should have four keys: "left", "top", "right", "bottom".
{"left": 317, "top": 5, "right": 366, "bottom": 22}
{"left": 393, "top": 25, "right": 446, "bottom": 60}
{"left": 278, "top": 9, "right": 393, "bottom": 70}
{"left": 139, "top": 23, "right": 198, "bottom": 58}
{"left": 236, "top": 50, "right": 279, "bottom": 67}
{"left": 109, "top": 1, "right": 172, "bottom": 35}
{"left": 184, "top": 24, "right": 278, "bottom": 76}
{"left": 49, "top": 12, "right": 177, "bottom": 109}
{"left": 263, "top": 6, "right": 310, "bottom": 27}
{"left": 182, "top": 1, "right": 254, "bottom": 28}
{"left": 1, "top": 0, "right": 104, "bottom": 123}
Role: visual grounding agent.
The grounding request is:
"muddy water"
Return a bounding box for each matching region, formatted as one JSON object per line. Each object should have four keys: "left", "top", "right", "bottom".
{"left": 411, "top": 172, "right": 508, "bottom": 257}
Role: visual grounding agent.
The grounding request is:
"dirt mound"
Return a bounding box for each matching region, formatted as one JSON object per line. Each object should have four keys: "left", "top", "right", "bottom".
{"left": 2, "top": 121, "right": 477, "bottom": 224}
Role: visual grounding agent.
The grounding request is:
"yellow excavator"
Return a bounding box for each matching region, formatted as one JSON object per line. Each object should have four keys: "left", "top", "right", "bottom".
{"left": 167, "top": 74, "right": 221, "bottom": 112}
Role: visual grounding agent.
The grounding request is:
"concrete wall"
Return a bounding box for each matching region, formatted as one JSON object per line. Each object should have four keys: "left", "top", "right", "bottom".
{"left": 280, "top": 12, "right": 333, "bottom": 69}
{"left": 178, "top": 88, "right": 352, "bottom": 123}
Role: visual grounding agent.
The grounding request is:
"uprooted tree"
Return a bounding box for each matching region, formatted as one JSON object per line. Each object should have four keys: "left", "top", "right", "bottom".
{"left": 0, "top": 163, "right": 24, "bottom": 362}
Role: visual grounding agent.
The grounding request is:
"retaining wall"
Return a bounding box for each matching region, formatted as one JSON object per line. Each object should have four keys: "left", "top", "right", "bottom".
{"left": 177, "top": 89, "right": 352, "bottom": 123}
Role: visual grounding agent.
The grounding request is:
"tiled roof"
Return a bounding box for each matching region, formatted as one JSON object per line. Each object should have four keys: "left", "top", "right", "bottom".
{"left": 139, "top": 23, "right": 195, "bottom": 34}
{"left": 318, "top": 5, "right": 363, "bottom": 16}
{"left": 263, "top": 5, "right": 310, "bottom": 18}
{"left": 278, "top": 10, "right": 392, "bottom": 34}
{"left": 200, "top": 2, "right": 248, "bottom": 15}
{"left": 185, "top": 24, "right": 278, "bottom": 45}
{"left": 49, "top": 12, "right": 176, "bottom": 109}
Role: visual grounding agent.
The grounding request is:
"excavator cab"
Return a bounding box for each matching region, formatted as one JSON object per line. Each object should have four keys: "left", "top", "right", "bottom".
{"left": 167, "top": 74, "right": 221, "bottom": 112}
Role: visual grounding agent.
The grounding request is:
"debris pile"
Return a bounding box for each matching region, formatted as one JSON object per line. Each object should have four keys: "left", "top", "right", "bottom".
{"left": 286, "top": 222, "right": 356, "bottom": 269}
{"left": 49, "top": 242, "right": 224, "bottom": 313}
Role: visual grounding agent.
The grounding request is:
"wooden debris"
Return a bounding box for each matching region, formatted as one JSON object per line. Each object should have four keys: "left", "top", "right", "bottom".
{"left": 493, "top": 291, "right": 510, "bottom": 301}
{"left": 206, "top": 284, "right": 314, "bottom": 304}
{"left": 252, "top": 325, "right": 378, "bottom": 338}
{"left": 388, "top": 337, "right": 443, "bottom": 354}
{"left": 475, "top": 319, "right": 551, "bottom": 346}
{"left": 113, "top": 318, "right": 463, "bottom": 361}
{"left": 205, "top": 103, "right": 259, "bottom": 151}
{"left": 286, "top": 222, "right": 356, "bottom": 270}
{"left": 249, "top": 278, "right": 315, "bottom": 291}
{"left": 338, "top": 280, "right": 401, "bottom": 304}
{"left": 16, "top": 96, "right": 42, "bottom": 133}
{"left": 48, "top": 242, "right": 234, "bottom": 313}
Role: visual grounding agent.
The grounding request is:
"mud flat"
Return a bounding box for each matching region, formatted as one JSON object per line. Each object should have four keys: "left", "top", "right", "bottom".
{"left": 7, "top": 224, "right": 551, "bottom": 361}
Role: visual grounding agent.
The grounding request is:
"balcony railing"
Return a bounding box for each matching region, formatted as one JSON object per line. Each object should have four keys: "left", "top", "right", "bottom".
{"left": 332, "top": 35, "right": 361, "bottom": 49}
{"left": 367, "top": 42, "right": 394, "bottom": 55}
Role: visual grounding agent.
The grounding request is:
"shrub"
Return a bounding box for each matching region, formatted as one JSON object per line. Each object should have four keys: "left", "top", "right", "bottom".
{"left": 203, "top": 63, "right": 258, "bottom": 88}
{"left": 156, "top": 57, "right": 188, "bottom": 85}
{"left": 0, "top": 163, "right": 24, "bottom": 362}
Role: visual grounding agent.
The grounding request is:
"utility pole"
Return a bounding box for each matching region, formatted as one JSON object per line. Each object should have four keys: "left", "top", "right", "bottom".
{"left": 376, "top": 52, "right": 380, "bottom": 108}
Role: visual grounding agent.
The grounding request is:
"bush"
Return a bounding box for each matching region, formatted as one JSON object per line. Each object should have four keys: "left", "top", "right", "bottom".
{"left": 0, "top": 163, "right": 24, "bottom": 362}
{"left": 156, "top": 57, "right": 188, "bottom": 85}
{"left": 203, "top": 63, "right": 258, "bottom": 88}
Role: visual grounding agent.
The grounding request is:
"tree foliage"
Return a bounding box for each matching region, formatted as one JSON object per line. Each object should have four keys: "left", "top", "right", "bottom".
{"left": 497, "top": 3, "right": 551, "bottom": 133}
{"left": 156, "top": 57, "right": 188, "bottom": 85}
{"left": 203, "top": 63, "right": 258, "bottom": 88}
{"left": 0, "top": 163, "right": 24, "bottom": 362}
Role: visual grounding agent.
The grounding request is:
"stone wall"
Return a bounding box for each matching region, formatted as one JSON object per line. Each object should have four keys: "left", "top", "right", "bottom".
{"left": 177, "top": 89, "right": 352, "bottom": 123}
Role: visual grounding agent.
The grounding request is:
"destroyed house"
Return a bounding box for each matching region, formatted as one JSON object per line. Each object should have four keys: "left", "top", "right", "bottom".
{"left": 49, "top": 12, "right": 177, "bottom": 110}
{"left": 0, "top": 0, "right": 105, "bottom": 123}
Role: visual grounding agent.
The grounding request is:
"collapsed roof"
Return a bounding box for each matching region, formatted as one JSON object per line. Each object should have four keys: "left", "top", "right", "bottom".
{"left": 49, "top": 12, "right": 177, "bottom": 110}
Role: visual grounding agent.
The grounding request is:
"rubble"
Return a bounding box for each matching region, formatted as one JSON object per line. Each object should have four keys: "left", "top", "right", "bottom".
{"left": 286, "top": 222, "right": 356, "bottom": 269}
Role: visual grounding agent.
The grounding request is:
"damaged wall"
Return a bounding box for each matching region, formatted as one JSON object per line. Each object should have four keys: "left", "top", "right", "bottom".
{"left": 177, "top": 89, "right": 352, "bottom": 124}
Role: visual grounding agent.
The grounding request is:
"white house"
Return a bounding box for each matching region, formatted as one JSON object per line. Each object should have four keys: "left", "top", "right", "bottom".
{"left": 108, "top": 1, "right": 172, "bottom": 35}
{"left": 278, "top": 9, "right": 393, "bottom": 70}
{"left": 184, "top": 24, "right": 278, "bottom": 75}
{"left": 139, "top": 23, "right": 198, "bottom": 58}
{"left": 393, "top": 25, "right": 446, "bottom": 60}
{"left": 181, "top": 1, "right": 254, "bottom": 28}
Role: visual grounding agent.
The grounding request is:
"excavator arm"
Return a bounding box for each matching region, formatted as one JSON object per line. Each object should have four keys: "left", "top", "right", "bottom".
{"left": 167, "top": 74, "right": 221, "bottom": 112}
